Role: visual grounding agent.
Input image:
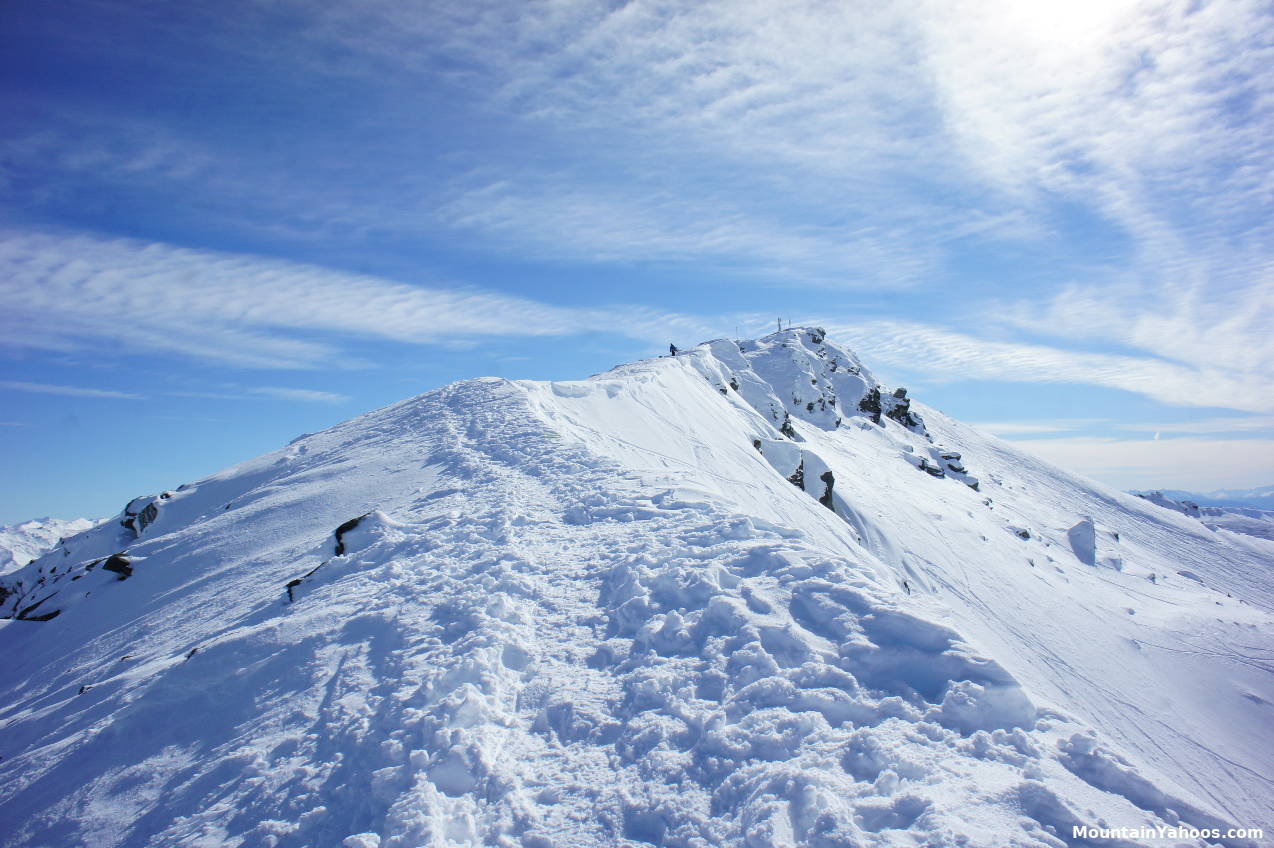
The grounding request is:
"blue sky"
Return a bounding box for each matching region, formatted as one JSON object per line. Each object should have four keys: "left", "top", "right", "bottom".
{"left": 1, "top": 0, "right": 1271, "bottom": 524}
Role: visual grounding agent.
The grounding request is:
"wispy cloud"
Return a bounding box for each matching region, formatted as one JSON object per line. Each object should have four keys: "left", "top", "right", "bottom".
{"left": 0, "top": 228, "right": 717, "bottom": 369}
{"left": 0, "top": 380, "right": 143, "bottom": 399}
{"left": 1121, "top": 415, "right": 1274, "bottom": 436}
{"left": 435, "top": 178, "right": 939, "bottom": 285}
{"left": 831, "top": 320, "right": 1274, "bottom": 414}
{"left": 996, "top": 277, "right": 1274, "bottom": 386}
{"left": 295, "top": 0, "right": 1270, "bottom": 282}
{"left": 968, "top": 420, "right": 1104, "bottom": 437}
{"left": 4, "top": 0, "right": 1267, "bottom": 299}
{"left": 249, "top": 387, "right": 350, "bottom": 404}
{"left": 969, "top": 415, "right": 1274, "bottom": 441}
{"left": 1009, "top": 436, "right": 1274, "bottom": 492}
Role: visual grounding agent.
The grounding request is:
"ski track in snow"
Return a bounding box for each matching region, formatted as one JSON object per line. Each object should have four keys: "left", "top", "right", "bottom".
{"left": 0, "top": 329, "right": 1271, "bottom": 848}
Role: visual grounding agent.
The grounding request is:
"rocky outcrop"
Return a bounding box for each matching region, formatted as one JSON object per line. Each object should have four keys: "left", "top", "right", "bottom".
{"left": 857, "top": 387, "right": 882, "bottom": 424}
{"left": 818, "top": 470, "right": 836, "bottom": 510}
{"left": 918, "top": 458, "right": 945, "bottom": 477}
{"left": 787, "top": 459, "right": 805, "bottom": 489}
{"left": 100, "top": 554, "right": 134, "bottom": 579}
{"left": 688, "top": 328, "right": 929, "bottom": 441}
{"left": 882, "top": 389, "right": 924, "bottom": 432}
{"left": 121, "top": 496, "right": 161, "bottom": 537}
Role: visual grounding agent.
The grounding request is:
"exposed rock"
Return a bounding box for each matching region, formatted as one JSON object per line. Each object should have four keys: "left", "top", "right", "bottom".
{"left": 285, "top": 561, "right": 325, "bottom": 603}
{"left": 138, "top": 502, "right": 158, "bottom": 532}
{"left": 17, "top": 596, "right": 55, "bottom": 620}
{"left": 884, "top": 395, "right": 922, "bottom": 429}
{"left": 334, "top": 514, "right": 371, "bottom": 556}
{"left": 788, "top": 460, "right": 805, "bottom": 489}
{"left": 857, "top": 387, "right": 882, "bottom": 424}
{"left": 102, "top": 554, "right": 133, "bottom": 579}
{"left": 818, "top": 470, "right": 836, "bottom": 510}
{"left": 120, "top": 497, "right": 160, "bottom": 538}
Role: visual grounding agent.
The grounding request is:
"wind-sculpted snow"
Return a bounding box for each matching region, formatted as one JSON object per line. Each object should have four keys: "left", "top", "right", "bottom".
{"left": 0, "top": 329, "right": 1271, "bottom": 847}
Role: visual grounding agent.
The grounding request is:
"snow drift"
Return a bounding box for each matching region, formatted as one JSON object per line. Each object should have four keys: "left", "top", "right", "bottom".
{"left": 1, "top": 328, "right": 1271, "bottom": 847}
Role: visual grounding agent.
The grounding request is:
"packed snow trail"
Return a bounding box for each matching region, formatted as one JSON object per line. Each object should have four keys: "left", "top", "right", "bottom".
{"left": 0, "top": 329, "right": 1270, "bottom": 847}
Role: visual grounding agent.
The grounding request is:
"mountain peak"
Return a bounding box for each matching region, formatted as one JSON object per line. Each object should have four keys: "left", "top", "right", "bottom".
{"left": 626, "top": 326, "right": 927, "bottom": 439}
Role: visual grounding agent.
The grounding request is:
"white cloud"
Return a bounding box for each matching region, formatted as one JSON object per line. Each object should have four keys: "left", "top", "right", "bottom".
{"left": 1005, "top": 436, "right": 1274, "bottom": 492}
{"left": 0, "top": 228, "right": 717, "bottom": 369}
{"left": 831, "top": 320, "right": 1274, "bottom": 413}
{"left": 6, "top": 1, "right": 1267, "bottom": 301}
{"left": 249, "top": 387, "right": 350, "bottom": 404}
{"left": 435, "top": 179, "right": 938, "bottom": 285}
{"left": 970, "top": 415, "right": 1274, "bottom": 439}
{"left": 0, "top": 380, "right": 143, "bottom": 400}
{"left": 358, "top": 0, "right": 1268, "bottom": 240}
{"left": 1122, "top": 415, "right": 1274, "bottom": 436}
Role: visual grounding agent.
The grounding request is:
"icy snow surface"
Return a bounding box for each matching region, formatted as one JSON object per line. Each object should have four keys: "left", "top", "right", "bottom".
{"left": 1, "top": 329, "right": 1271, "bottom": 847}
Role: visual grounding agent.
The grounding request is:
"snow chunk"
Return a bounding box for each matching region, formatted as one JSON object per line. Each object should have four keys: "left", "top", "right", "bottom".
{"left": 1067, "top": 517, "right": 1123, "bottom": 570}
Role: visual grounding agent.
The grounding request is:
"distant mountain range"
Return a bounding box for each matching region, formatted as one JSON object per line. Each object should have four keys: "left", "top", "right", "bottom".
{"left": 1130, "top": 489, "right": 1274, "bottom": 542}
{"left": 1141, "top": 486, "right": 1274, "bottom": 511}
{"left": 0, "top": 517, "right": 100, "bottom": 576}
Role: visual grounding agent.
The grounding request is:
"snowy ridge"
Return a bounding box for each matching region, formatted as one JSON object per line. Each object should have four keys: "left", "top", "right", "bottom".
{"left": 0, "top": 329, "right": 1271, "bottom": 847}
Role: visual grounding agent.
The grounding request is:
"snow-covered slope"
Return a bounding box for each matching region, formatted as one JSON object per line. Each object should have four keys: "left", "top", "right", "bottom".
{"left": 1, "top": 329, "right": 1270, "bottom": 848}
{"left": 0, "top": 517, "right": 100, "bottom": 576}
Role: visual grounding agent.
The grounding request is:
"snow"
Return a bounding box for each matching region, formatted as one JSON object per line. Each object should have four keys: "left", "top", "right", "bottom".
{"left": 0, "top": 328, "right": 1271, "bottom": 847}
{"left": 0, "top": 516, "right": 100, "bottom": 575}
